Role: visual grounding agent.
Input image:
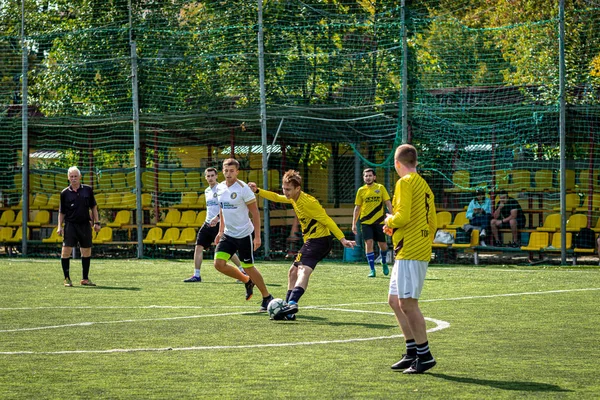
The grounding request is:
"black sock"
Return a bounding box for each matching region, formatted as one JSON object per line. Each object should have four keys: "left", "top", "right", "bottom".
{"left": 416, "top": 341, "right": 434, "bottom": 361}
{"left": 82, "top": 257, "right": 91, "bottom": 280}
{"left": 61, "top": 258, "right": 70, "bottom": 279}
{"left": 285, "top": 290, "right": 293, "bottom": 303}
{"left": 288, "top": 286, "right": 305, "bottom": 304}
{"left": 406, "top": 339, "right": 417, "bottom": 357}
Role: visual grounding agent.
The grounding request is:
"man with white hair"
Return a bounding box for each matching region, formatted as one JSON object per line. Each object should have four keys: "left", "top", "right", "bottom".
{"left": 57, "top": 166, "right": 101, "bottom": 287}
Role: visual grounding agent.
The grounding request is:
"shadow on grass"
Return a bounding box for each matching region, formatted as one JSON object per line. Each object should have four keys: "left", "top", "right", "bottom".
{"left": 80, "top": 286, "right": 141, "bottom": 291}
{"left": 296, "top": 315, "right": 395, "bottom": 329}
{"left": 429, "top": 373, "right": 573, "bottom": 393}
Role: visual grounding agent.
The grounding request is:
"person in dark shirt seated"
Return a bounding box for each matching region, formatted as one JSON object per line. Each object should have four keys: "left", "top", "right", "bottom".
{"left": 490, "top": 190, "right": 526, "bottom": 247}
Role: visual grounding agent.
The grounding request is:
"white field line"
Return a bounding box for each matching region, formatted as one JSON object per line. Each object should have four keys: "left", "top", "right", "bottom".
{"left": 0, "top": 316, "right": 449, "bottom": 355}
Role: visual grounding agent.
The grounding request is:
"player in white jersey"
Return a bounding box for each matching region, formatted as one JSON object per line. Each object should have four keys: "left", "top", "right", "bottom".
{"left": 214, "top": 158, "right": 273, "bottom": 312}
{"left": 183, "top": 167, "right": 242, "bottom": 282}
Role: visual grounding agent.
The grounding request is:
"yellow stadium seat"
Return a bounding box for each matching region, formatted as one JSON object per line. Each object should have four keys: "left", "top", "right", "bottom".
{"left": 111, "top": 172, "right": 128, "bottom": 192}
{"left": 0, "top": 227, "right": 14, "bottom": 242}
{"left": 155, "top": 227, "right": 181, "bottom": 245}
{"left": 120, "top": 193, "right": 136, "bottom": 209}
{"left": 521, "top": 231, "right": 550, "bottom": 251}
{"left": 31, "top": 194, "right": 49, "bottom": 210}
{"left": 576, "top": 195, "right": 600, "bottom": 213}
{"left": 40, "top": 173, "right": 55, "bottom": 192}
{"left": 171, "top": 171, "right": 186, "bottom": 190}
{"left": 95, "top": 193, "right": 107, "bottom": 209}
{"left": 553, "top": 193, "right": 581, "bottom": 212}
{"left": 126, "top": 171, "right": 136, "bottom": 188}
{"left": 8, "top": 211, "right": 23, "bottom": 227}
{"left": 175, "top": 227, "right": 197, "bottom": 245}
{"left": 158, "top": 171, "right": 172, "bottom": 192}
{"left": 11, "top": 194, "right": 33, "bottom": 210}
{"left": 565, "top": 214, "right": 588, "bottom": 233}
{"left": 447, "top": 211, "right": 468, "bottom": 229}
{"left": 175, "top": 210, "right": 197, "bottom": 227}
{"left": 28, "top": 210, "right": 50, "bottom": 227}
{"left": 196, "top": 193, "right": 207, "bottom": 209}
{"left": 495, "top": 170, "right": 510, "bottom": 190}
{"left": 186, "top": 171, "right": 202, "bottom": 191}
{"left": 511, "top": 170, "right": 532, "bottom": 191}
{"left": 436, "top": 211, "right": 452, "bottom": 229}
{"left": 6, "top": 226, "right": 29, "bottom": 243}
{"left": 142, "top": 193, "right": 152, "bottom": 208}
{"left": 157, "top": 209, "right": 181, "bottom": 228}
{"left": 142, "top": 227, "right": 163, "bottom": 244}
{"left": 537, "top": 213, "right": 561, "bottom": 232}
{"left": 142, "top": 171, "right": 155, "bottom": 192}
{"left": 174, "top": 192, "right": 198, "bottom": 209}
{"left": 452, "top": 229, "right": 480, "bottom": 249}
{"left": 54, "top": 173, "right": 67, "bottom": 190}
{"left": 534, "top": 170, "right": 555, "bottom": 191}
{"left": 547, "top": 232, "right": 572, "bottom": 251}
{"left": 577, "top": 169, "right": 600, "bottom": 192}
{"left": 93, "top": 226, "right": 113, "bottom": 244}
{"left": 444, "top": 170, "right": 470, "bottom": 193}
{"left": 30, "top": 174, "right": 42, "bottom": 192}
{"left": 41, "top": 193, "right": 60, "bottom": 210}
{"left": 0, "top": 210, "right": 16, "bottom": 226}
{"left": 42, "top": 226, "right": 62, "bottom": 243}
{"left": 95, "top": 172, "right": 112, "bottom": 193}
{"left": 189, "top": 210, "right": 207, "bottom": 228}
{"left": 107, "top": 210, "right": 131, "bottom": 228}
{"left": 13, "top": 173, "right": 22, "bottom": 192}
{"left": 105, "top": 193, "right": 123, "bottom": 209}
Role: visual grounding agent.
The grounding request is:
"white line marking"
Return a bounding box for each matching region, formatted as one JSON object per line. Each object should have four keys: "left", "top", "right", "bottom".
{"left": 0, "top": 316, "right": 449, "bottom": 355}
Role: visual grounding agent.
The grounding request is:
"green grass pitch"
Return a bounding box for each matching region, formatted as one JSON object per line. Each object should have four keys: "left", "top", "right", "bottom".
{"left": 0, "top": 258, "right": 599, "bottom": 399}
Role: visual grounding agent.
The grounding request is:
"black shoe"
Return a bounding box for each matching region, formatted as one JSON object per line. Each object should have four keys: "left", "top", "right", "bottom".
{"left": 403, "top": 358, "right": 436, "bottom": 374}
{"left": 510, "top": 241, "right": 521, "bottom": 248}
{"left": 244, "top": 279, "right": 255, "bottom": 301}
{"left": 259, "top": 295, "right": 274, "bottom": 312}
{"left": 391, "top": 354, "right": 416, "bottom": 370}
{"left": 274, "top": 302, "right": 298, "bottom": 320}
{"left": 493, "top": 240, "right": 503, "bottom": 247}
{"left": 284, "top": 314, "right": 296, "bottom": 321}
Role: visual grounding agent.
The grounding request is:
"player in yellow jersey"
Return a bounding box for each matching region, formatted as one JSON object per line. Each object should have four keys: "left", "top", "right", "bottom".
{"left": 352, "top": 168, "right": 393, "bottom": 277}
{"left": 249, "top": 170, "right": 356, "bottom": 320}
{"left": 384, "top": 144, "right": 437, "bottom": 374}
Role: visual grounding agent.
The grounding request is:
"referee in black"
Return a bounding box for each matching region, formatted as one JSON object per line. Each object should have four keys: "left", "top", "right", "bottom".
{"left": 57, "top": 166, "right": 101, "bottom": 287}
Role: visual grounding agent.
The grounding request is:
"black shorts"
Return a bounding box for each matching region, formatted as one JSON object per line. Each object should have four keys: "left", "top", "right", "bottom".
{"left": 195, "top": 223, "right": 219, "bottom": 248}
{"left": 499, "top": 219, "right": 526, "bottom": 230}
{"left": 215, "top": 233, "right": 254, "bottom": 266}
{"left": 63, "top": 221, "right": 93, "bottom": 248}
{"left": 361, "top": 223, "right": 386, "bottom": 242}
{"left": 293, "top": 236, "right": 333, "bottom": 269}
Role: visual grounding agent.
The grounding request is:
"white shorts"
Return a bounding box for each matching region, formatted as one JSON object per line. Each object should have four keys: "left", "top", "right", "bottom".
{"left": 388, "top": 259, "right": 428, "bottom": 299}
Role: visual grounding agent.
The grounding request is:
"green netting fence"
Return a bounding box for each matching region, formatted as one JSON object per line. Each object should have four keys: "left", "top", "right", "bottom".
{"left": 1, "top": 1, "right": 600, "bottom": 261}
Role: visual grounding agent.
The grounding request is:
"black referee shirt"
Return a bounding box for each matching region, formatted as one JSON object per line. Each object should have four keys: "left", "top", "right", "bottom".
{"left": 59, "top": 184, "right": 98, "bottom": 224}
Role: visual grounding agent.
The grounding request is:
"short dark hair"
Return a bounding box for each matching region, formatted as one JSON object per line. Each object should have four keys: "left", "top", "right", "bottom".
{"left": 363, "top": 168, "right": 376, "bottom": 176}
{"left": 395, "top": 144, "right": 418, "bottom": 168}
{"left": 204, "top": 167, "right": 217, "bottom": 175}
{"left": 223, "top": 158, "right": 239, "bottom": 170}
{"left": 476, "top": 188, "right": 485, "bottom": 195}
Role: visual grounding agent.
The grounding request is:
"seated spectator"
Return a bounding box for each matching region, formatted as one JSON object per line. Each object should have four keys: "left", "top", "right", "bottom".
{"left": 490, "top": 190, "right": 526, "bottom": 247}
{"left": 463, "top": 188, "right": 492, "bottom": 245}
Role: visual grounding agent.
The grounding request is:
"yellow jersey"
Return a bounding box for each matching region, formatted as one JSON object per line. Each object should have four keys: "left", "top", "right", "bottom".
{"left": 257, "top": 189, "right": 345, "bottom": 241}
{"left": 386, "top": 173, "right": 437, "bottom": 261}
{"left": 354, "top": 182, "right": 391, "bottom": 225}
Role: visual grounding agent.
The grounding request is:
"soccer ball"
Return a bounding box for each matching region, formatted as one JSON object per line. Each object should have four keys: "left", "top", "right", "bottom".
{"left": 267, "top": 298, "right": 285, "bottom": 319}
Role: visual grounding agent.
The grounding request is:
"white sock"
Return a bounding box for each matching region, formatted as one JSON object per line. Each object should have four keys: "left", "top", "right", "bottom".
{"left": 194, "top": 269, "right": 200, "bottom": 278}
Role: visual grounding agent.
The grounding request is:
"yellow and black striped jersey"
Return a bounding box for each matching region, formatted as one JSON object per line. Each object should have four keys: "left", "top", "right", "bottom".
{"left": 354, "top": 183, "right": 391, "bottom": 225}
{"left": 386, "top": 173, "right": 437, "bottom": 261}
{"left": 256, "top": 189, "right": 345, "bottom": 241}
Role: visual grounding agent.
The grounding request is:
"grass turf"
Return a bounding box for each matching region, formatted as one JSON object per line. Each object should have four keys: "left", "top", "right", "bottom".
{"left": 0, "top": 258, "right": 599, "bottom": 399}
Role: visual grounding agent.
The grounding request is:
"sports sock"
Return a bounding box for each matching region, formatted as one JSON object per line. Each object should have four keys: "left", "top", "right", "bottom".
{"left": 366, "top": 252, "right": 375, "bottom": 271}
{"left": 285, "top": 289, "right": 293, "bottom": 303}
{"left": 380, "top": 250, "right": 388, "bottom": 266}
{"left": 405, "top": 339, "right": 417, "bottom": 357}
{"left": 61, "top": 258, "right": 70, "bottom": 279}
{"left": 82, "top": 257, "right": 91, "bottom": 280}
{"left": 194, "top": 268, "right": 201, "bottom": 278}
{"left": 288, "top": 286, "right": 305, "bottom": 304}
{"left": 416, "top": 341, "right": 434, "bottom": 361}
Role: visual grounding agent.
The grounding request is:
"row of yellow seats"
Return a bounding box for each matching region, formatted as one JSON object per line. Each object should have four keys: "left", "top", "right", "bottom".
{"left": 41, "top": 226, "right": 114, "bottom": 244}
{"left": 521, "top": 231, "right": 596, "bottom": 252}
{"left": 538, "top": 213, "right": 600, "bottom": 233}
{"left": 0, "top": 210, "right": 51, "bottom": 227}
{"left": 0, "top": 226, "right": 29, "bottom": 243}
{"left": 445, "top": 169, "right": 600, "bottom": 193}
{"left": 157, "top": 210, "right": 207, "bottom": 228}
{"left": 143, "top": 227, "right": 197, "bottom": 245}
{"left": 8, "top": 194, "right": 61, "bottom": 210}
{"left": 95, "top": 193, "right": 152, "bottom": 209}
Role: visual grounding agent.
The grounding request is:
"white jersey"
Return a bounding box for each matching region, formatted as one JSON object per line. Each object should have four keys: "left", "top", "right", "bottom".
{"left": 204, "top": 184, "right": 220, "bottom": 224}
{"left": 216, "top": 180, "right": 256, "bottom": 239}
